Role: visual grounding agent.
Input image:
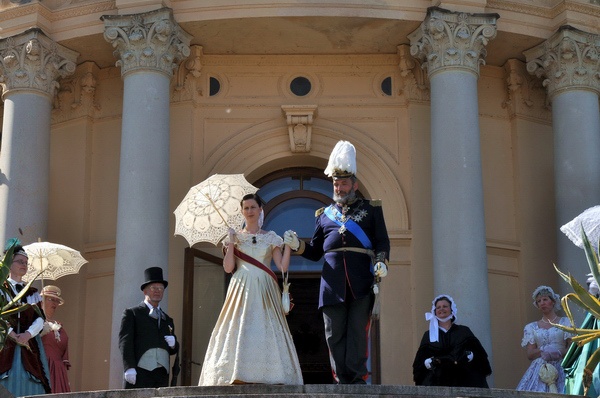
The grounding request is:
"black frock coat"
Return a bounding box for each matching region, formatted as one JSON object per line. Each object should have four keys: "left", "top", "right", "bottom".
{"left": 118, "top": 302, "right": 178, "bottom": 387}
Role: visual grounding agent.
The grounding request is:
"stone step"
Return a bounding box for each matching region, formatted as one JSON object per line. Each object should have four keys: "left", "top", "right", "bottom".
{"left": 22, "top": 385, "right": 581, "bottom": 398}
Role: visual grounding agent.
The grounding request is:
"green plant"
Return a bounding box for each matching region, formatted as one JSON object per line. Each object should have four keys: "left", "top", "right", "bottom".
{"left": 0, "top": 240, "right": 43, "bottom": 350}
{"left": 554, "top": 227, "right": 600, "bottom": 395}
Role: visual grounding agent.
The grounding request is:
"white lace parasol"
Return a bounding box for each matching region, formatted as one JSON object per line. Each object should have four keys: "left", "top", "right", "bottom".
{"left": 173, "top": 174, "right": 259, "bottom": 246}
{"left": 560, "top": 205, "right": 600, "bottom": 251}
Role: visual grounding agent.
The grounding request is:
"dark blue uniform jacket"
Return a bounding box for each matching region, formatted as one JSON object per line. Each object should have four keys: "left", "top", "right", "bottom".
{"left": 300, "top": 198, "right": 390, "bottom": 308}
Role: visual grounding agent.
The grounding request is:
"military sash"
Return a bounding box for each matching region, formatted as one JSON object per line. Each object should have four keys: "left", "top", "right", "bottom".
{"left": 233, "top": 248, "right": 278, "bottom": 284}
{"left": 324, "top": 205, "right": 373, "bottom": 249}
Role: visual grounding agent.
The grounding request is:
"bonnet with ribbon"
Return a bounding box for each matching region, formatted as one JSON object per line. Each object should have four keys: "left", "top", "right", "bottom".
{"left": 425, "top": 294, "right": 457, "bottom": 343}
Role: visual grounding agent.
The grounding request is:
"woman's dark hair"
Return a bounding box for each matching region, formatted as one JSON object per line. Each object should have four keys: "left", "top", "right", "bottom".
{"left": 240, "top": 193, "right": 264, "bottom": 208}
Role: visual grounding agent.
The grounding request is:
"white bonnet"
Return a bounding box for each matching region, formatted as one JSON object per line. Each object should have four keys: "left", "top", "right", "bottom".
{"left": 532, "top": 285, "right": 561, "bottom": 310}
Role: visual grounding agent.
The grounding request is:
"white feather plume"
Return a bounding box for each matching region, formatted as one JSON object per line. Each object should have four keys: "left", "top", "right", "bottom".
{"left": 324, "top": 140, "right": 357, "bottom": 177}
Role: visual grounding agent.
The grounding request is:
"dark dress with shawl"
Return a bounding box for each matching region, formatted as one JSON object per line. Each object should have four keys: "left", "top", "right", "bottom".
{"left": 0, "top": 283, "right": 52, "bottom": 395}
{"left": 413, "top": 323, "right": 491, "bottom": 388}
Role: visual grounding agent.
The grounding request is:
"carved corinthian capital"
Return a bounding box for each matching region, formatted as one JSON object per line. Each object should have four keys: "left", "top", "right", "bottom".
{"left": 524, "top": 25, "right": 600, "bottom": 98}
{"left": 0, "top": 28, "right": 78, "bottom": 98}
{"left": 102, "top": 7, "right": 192, "bottom": 77}
{"left": 408, "top": 7, "right": 499, "bottom": 78}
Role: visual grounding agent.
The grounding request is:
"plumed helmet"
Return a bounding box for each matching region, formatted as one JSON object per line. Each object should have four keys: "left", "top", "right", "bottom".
{"left": 324, "top": 140, "right": 357, "bottom": 180}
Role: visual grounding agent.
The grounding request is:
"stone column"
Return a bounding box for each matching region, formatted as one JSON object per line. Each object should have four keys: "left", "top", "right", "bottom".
{"left": 409, "top": 7, "right": 498, "bottom": 366}
{"left": 525, "top": 26, "right": 600, "bottom": 298}
{"left": 102, "top": 8, "right": 191, "bottom": 388}
{"left": 0, "top": 28, "right": 78, "bottom": 244}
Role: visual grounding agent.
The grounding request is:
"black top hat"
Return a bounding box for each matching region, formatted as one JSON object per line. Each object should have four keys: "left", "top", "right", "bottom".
{"left": 141, "top": 267, "right": 168, "bottom": 291}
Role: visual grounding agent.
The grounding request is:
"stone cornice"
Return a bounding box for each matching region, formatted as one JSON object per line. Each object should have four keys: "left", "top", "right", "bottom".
{"left": 0, "top": 27, "right": 78, "bottom": 98}
{"left": 408, "top": 7, "right": 499, "bottom": 78}
{"left": 101, "top": 7, "right": 191, "bottom": 77}
{"left": 488, "top": 0, "right": 600, "bottom": 21}
{"left": 524, "top": 25, "right": 600, "bottom": 97}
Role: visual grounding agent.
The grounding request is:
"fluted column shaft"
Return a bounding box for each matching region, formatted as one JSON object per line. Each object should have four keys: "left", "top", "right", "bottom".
{"left": 0, "top": 29, "right": 78, "bottom": 244}
{"left": 409, "top": 7, "right": 498, "bottom": 374}
{"left": 102, "top": 7, "right": 191, "bottom": 388}
{"left": 525, "top": 26, "right": 600, "bottom": 299}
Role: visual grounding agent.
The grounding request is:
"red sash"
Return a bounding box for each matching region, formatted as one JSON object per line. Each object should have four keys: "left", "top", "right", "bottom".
{"left": 233, "top": 248, "right": 278, "bottom": 284}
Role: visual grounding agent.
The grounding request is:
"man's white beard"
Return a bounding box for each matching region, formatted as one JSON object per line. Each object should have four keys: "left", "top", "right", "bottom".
{"left": 334, "top": 189, "right": 356, "bottom": 205}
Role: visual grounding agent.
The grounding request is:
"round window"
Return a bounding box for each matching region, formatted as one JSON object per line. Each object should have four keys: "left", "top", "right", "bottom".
{"left": 290, "top": 76, "right": 312, "bottom": 96}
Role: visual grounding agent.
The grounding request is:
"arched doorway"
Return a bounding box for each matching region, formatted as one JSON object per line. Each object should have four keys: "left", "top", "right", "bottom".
{"left": 181, "top": 167, "right": 380, "bottom": 384}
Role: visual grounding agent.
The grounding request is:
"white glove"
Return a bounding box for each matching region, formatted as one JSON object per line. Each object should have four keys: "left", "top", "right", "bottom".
{"left": 467, "top": 351, "right": 474, "bottom": 362}
{"left": 540, "top": 349, "right": 552, "bottom": 361}
{"left": 227, "top": 227, "right": 236, "bottom": 243}
{"left": 373, "top": 262, "right": 388, "bottom": 278}
{"left": 283, "top": 230, "right": 300, "bottom": 250}
{"left": 425, "top": 357, "right": 433, "bottom": 369}
{"left": 588, "top": 274, "right": 600, "bottom": 297}
{"left": 124, "top": 368, "right": 136, "bottom": 385}
{"left": 164, "top": 335, "right": 176, "bottom": 348}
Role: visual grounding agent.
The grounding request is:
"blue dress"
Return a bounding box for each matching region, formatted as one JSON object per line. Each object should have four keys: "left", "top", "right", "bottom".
{"left": 516, "top": 317, "right": 572, "bottom": 392}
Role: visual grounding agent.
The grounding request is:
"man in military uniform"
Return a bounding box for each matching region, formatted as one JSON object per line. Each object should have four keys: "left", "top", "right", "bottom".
{"left": 285, "top": 140, "right": 390, "bottom": 384}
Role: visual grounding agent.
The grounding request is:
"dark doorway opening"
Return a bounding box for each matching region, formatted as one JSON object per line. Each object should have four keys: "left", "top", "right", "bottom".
{"left": 281, "top": 275, "right": 333, "bottom": 384}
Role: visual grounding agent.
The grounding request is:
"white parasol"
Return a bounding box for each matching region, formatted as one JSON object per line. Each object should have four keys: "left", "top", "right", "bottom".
{"left": 22, "top": 241, "right": 88, "bottom": 282}
{"left": 173, "top": 173, "right": 259, "bottom": 246}
{"left": 561, "top": 205, "right": 600, "bottom": 252}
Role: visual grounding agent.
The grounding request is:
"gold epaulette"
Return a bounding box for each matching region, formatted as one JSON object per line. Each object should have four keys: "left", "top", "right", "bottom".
{"left": 370, "top": 199, "right": 382, "bottom": 207}
{"left": 315, "top": 207, "right": 325, "bottom": 217}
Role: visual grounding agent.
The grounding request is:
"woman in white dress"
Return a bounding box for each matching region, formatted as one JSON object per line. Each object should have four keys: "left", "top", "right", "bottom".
{"left": 198, "top": 193, "right": 303, "bottom": 385}
{"left": 516, "top": 285, "right": 572, "bottom": 392}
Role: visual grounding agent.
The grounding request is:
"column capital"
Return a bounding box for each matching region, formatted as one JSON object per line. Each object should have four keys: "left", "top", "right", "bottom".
{"left": 408, "top": 7, "right": 499, "bottom": 78}
{"left": 524, "top": 25, "right": 600, "bottom": 98}
{"left": 501, "top": 59, "right": 552, "bottom": 122}
{"left": 0, "top": 28, "right": 78, "bottom": 99}
{"left": 396, "top": 44, "right": 430, "bottom": 103}
{"left": 102, "top": 7, "right": 192, "bottom": 78}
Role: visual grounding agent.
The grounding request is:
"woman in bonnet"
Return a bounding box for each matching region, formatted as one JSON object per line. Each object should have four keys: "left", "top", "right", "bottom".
{"left": 40, "top": 285, "right": 71, "bottom": 393}
{"left": 412, "top": 294, "right": 491, "bottom": 387}
{"left": 517, "top": 285, "right": 572, "bottom": 392}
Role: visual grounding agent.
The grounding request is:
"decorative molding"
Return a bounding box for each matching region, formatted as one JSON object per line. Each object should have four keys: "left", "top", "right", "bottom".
{"left": 487, "top": 0, "right": 600, "bottom": 20}
{"left": 524, "top": 25, "right": 600, "bottom": 98}
{"left": 0, "top": 27, "right": 78, "bottom": 98}
{"left": 52, "top": 61, "right": 101, "bottom": 122}
{"left": 172, "top": 45, "right": 203, "bottom": 102}
{"left": 408, "top": 7, "right": 499, "bottom": 77}
{"left": 396, "top": 44, "right": 430, "bottom": 103}
{"left": 101, "top": 7, "right": 191, "bottom": 77}
{"left": 281, "top": 105, "right": 317, "bottom": 153}
{"left": 202, "top": 54, "right": 398, "bottom": 67}
{"left": 502, "top": 58, "right": 552, "bottom": 122}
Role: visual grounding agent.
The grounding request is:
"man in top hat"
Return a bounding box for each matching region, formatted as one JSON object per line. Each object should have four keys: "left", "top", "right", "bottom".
{"left": 284, "top": 140, "right": 390, "bottom": 384}
{"left": 118, "top": 267, "right": 178, "bottom": 388}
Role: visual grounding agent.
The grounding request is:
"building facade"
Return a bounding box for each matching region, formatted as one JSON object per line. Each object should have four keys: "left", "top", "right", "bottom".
{"left": 0, "top": 0, "right": 599, "bottom": 391}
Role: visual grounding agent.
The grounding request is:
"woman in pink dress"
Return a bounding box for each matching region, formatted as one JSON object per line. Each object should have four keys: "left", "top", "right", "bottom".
{"left": 40, "top": 285, "right": 71, "bottom": 393}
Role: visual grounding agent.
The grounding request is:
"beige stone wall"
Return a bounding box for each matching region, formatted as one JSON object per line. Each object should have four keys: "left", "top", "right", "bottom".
{"left": 1, "top": 0, "right": 599, "bottom": 392}
{"left": 40, "top": 51, "right": 558, "bottom": 389}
